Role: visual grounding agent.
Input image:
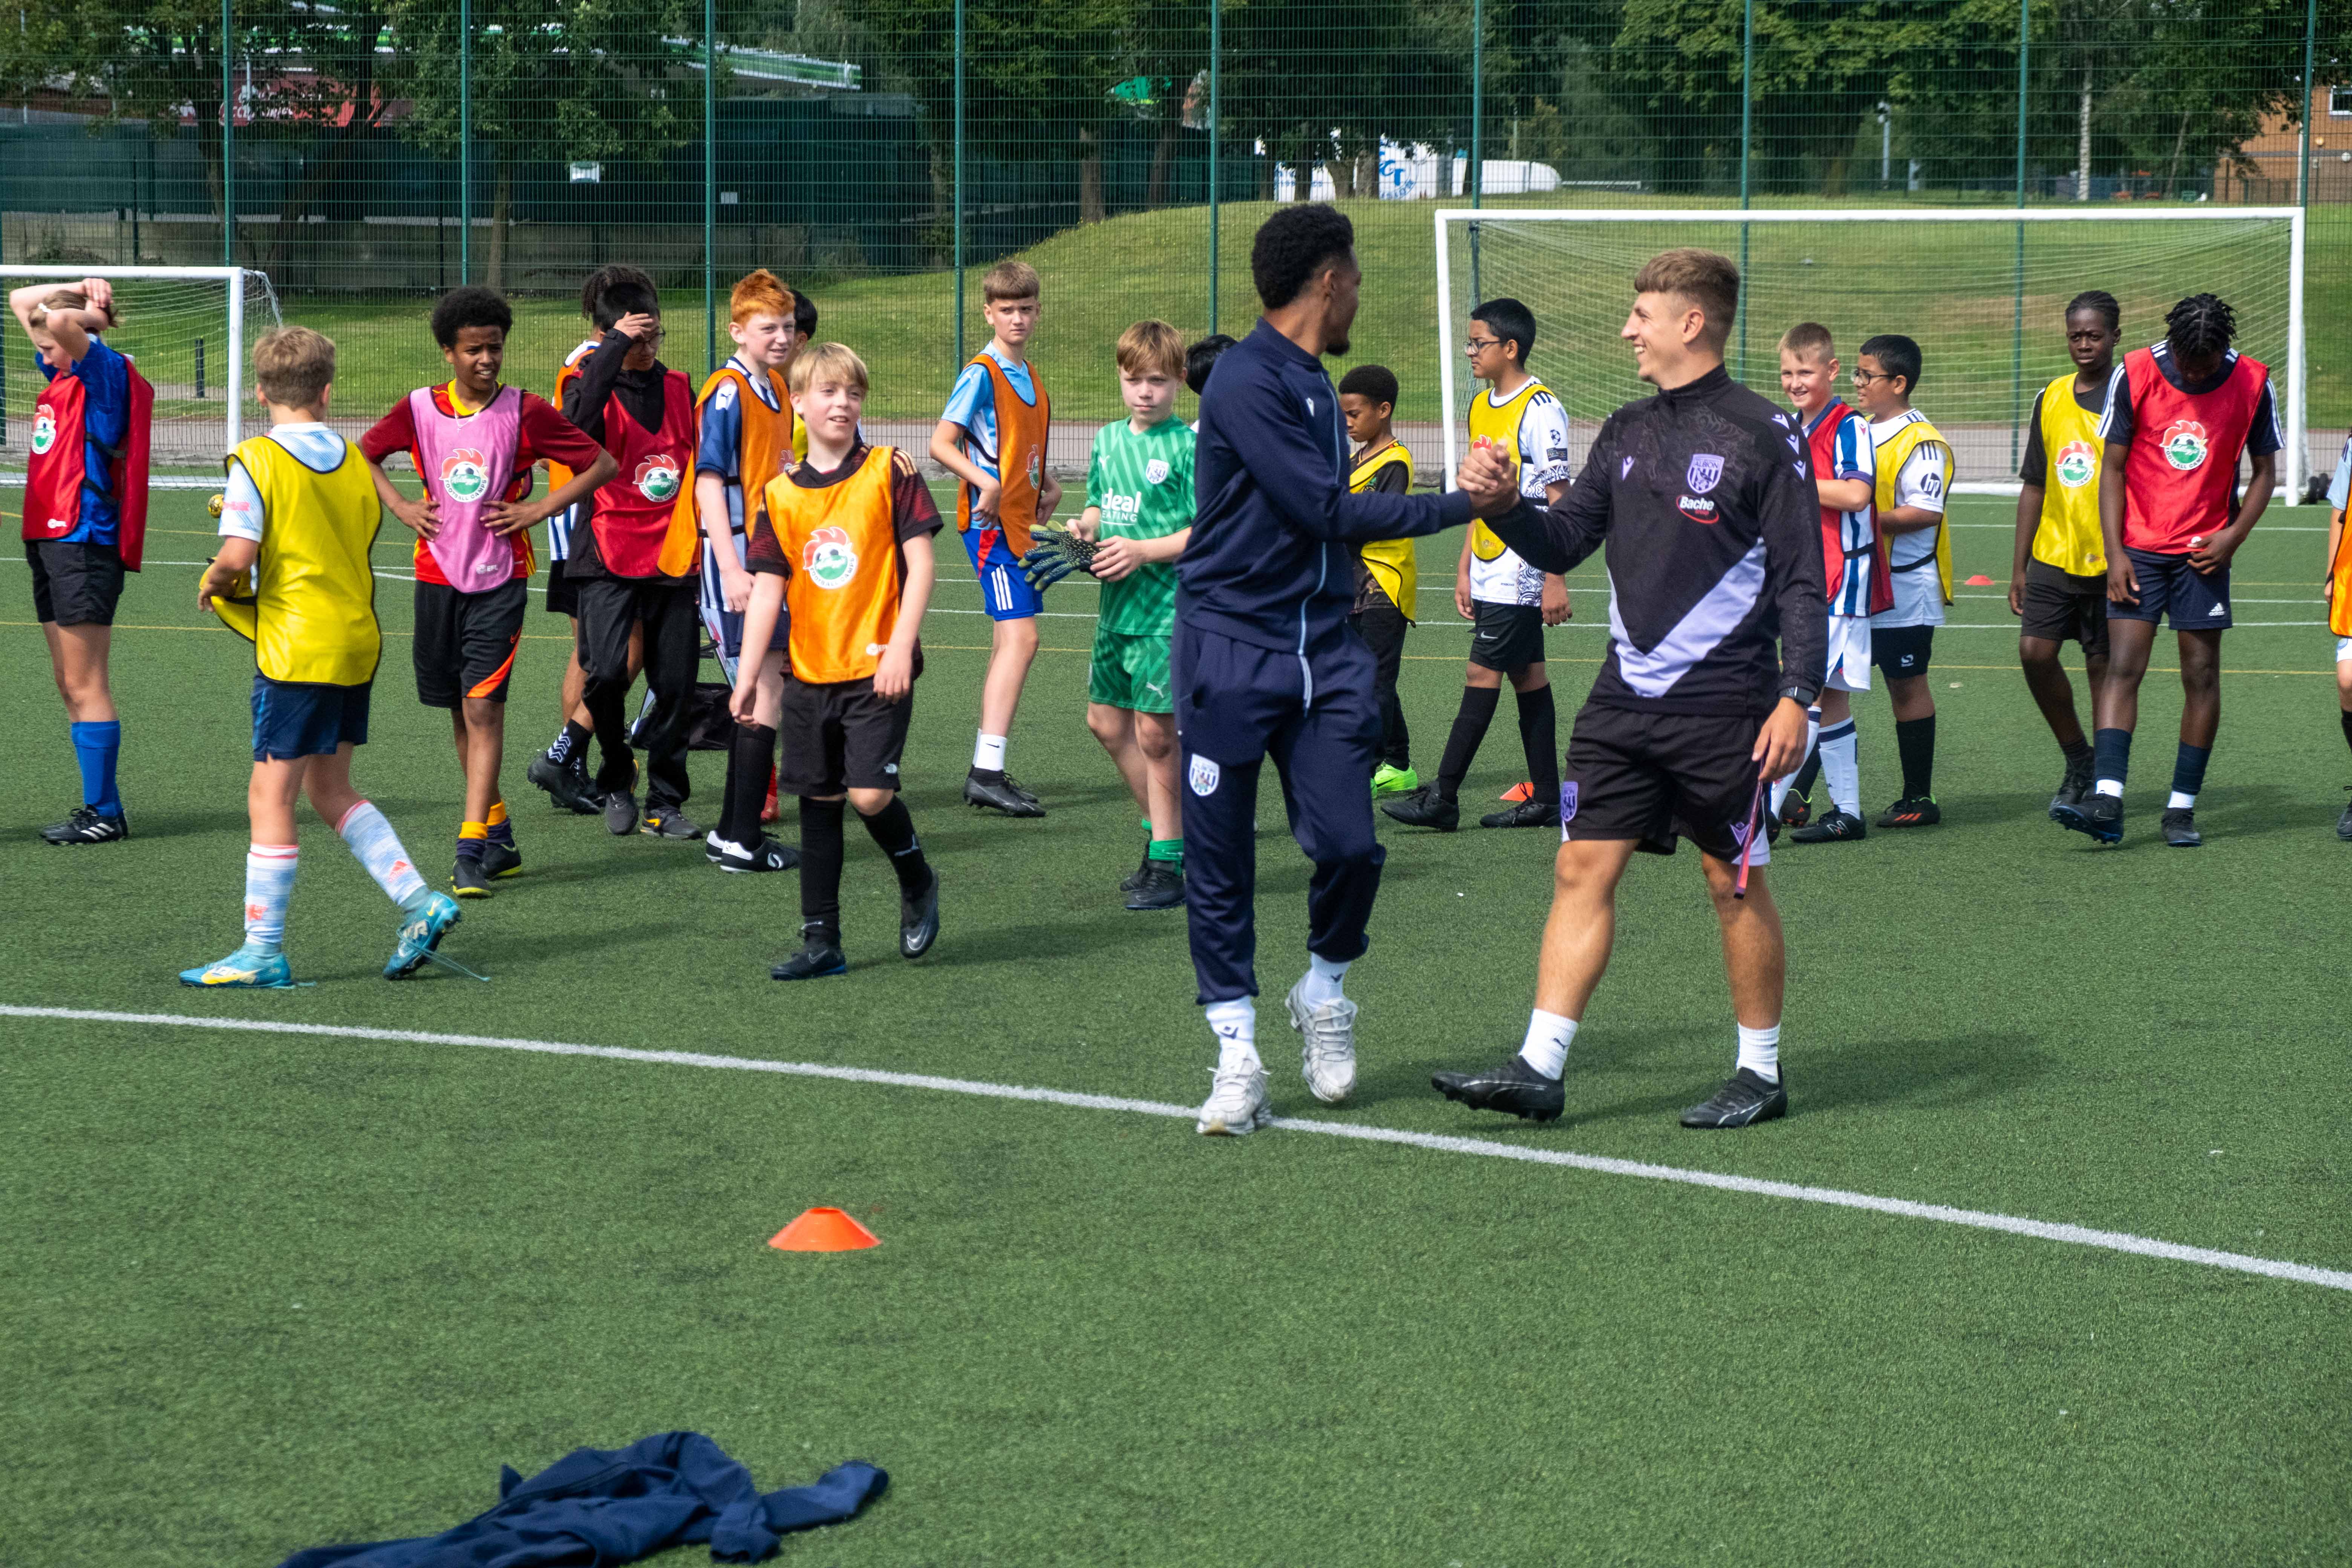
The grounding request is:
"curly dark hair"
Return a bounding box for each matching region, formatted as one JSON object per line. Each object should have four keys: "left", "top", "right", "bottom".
{"left": 2065, "top": 289, "right": 2120, "bottom": 334}
{"left": 2164, "top": 293, "right": 2235, "bottom": 359}
{"left": 580, "top": 264, "right": 659, "bottom": 331}
{"left": 429, "top": 285, "right": 513, "bottom": 348}
{"left": 1337, "top": 364, "right": 1398, "bottom": 407}
{"left": 1251, "top": 204, "right": 1355, "bottom": 311}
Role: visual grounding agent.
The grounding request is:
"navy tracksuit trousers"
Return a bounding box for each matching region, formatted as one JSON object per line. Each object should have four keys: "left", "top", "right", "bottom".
{"left": 1173, "top": 619, "right": 1386, "bottom": 1004}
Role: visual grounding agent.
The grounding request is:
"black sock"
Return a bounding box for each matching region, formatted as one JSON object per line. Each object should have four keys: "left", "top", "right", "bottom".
{"left": 2340, "top": 709, "right": 2352, "bottom": 756}
{"left": 1894, "top": 714, "right": 1936, "bottom": 800}
{"left": 2170, "top": 742, "right": 2212, "bottom": 801}
{"left": 2093, "top": 725, "right": 2132, "bottom": 786}
{"left": 857, "top": 796, "right": 933, "bottom": 895}
{"left": 1791, "top": 749, "right": 1822, "bottom": 801}
{"left": 1516, "top": 685, "right": 1559, "bottom": 811}
{"left": 1435, "top": 686, "right": 1501, "bottom": 803}
{"left": 799, "top": 797, "right": 846, "bottom": 938}
{"left": 547, "top": 718, "right": 592, "bottom": 766}
{"left": 720, "top": 723, "right": 776, "bottom": 845}
{"left": 2061, "top": 735, "right": 2093, "bottom": 766}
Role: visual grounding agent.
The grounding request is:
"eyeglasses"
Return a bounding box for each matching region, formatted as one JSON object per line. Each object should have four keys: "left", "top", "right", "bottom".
{"left": 1464, "top": 336, "right": 1503, "bottom": 355}
{"left": 1850, "top": 368, "right": 1889, "bottom": 385}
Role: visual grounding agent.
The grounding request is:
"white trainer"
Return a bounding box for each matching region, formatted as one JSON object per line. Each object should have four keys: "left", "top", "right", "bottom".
{"left": 1286, "top": 977, "right": 1359, "bottom": 1105}
{"left": 1196, "top": 1065, "right": 1274, "bottom": 1135}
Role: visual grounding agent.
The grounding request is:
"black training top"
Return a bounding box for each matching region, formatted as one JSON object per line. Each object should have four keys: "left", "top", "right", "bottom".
{"left": 1483, "top": 364, "right": 1826, "bottom": 717}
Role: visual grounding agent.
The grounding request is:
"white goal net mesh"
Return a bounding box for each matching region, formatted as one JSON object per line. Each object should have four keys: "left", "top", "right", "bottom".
{"left": 1, "top": 269, "right": 282, "bottom": 471}
{"left": 1441, "top": 214, "right": 2301, "bottom": 491}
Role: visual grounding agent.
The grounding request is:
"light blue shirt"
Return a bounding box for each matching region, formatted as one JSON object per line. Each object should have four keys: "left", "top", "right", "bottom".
{"left": 940, "top": 346, "right": 1037, "bottom": 509}
{"left": 2328, "top": 434, "right": 2352, "bottom": 512}
{"left": 218, "top": 424, "right": 350, "bottom": 543}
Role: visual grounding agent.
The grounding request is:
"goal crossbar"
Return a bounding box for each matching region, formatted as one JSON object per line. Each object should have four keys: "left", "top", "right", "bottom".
{"left": 1432, "top": 207, "right": 2308, "bottom": 503}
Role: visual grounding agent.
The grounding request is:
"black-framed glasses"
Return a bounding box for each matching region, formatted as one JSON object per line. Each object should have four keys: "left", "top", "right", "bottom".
{"left": 1465, "top": 336, "right": 1503, "bottom": 355}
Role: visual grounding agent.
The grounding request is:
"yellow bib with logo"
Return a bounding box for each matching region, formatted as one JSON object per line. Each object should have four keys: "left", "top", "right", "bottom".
{"left": 1873, "top": 413, "right": 1954, "bottom": 606}
{"left": 1351, "top": 441, "right": 1417, "bottom": 620}
{"left": 1466, "top": 379, "right": 1539, "bottom": 563}
{"left": 2032, "top": 375, "right": 2107, "bottom": 577}
{"left": 213, "top": 434, "right": 383, "bottom": 685}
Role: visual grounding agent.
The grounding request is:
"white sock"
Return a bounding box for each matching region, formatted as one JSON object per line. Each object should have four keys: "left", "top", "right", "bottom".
{"left": 2167, "top": 790, "right": 2195, "bottom": 810}
{"left": 242, "top": 843, "right": 298, "bottom": 953}
{"left": 336, "top": 801, "right": 429, "bottom": 911}
{"left": 2095, "top": 778, "right": 2124, "bottom": 798}
{"left": 1769, "top": 707, "right": 1821, "bottom": 816}
{"left": 1737, "top": 1022, "right": 1781, "bottom": 1083}
{"left": 1207, "top": 998, "right": 1260, "bottom": 1074}
{"left": 1300, "top": 952, "right": 1351, "bottom": 1006}
{"left": 1820, "top": 720, "right": 1860, "bottom": 818}
{"left": 973, "top": 732, "right": 1008, "bottom": 772}
{"left": 1519, "top": 1009, "right": 1577, "bottom": 1079}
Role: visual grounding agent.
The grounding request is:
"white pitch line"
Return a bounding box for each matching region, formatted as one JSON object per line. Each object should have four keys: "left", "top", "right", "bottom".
{"left": 10, "top": 1004, "right": 2348, "bottom": 1295}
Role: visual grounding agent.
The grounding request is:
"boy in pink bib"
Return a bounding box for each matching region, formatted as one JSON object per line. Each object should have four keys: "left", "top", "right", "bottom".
{"left": 362, "top": 287, "right": 614, "bottom": 897}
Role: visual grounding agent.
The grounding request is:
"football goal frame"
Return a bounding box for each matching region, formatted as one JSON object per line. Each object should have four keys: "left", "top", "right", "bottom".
{"left": 1432, "top": 207, "right": 2308, "bottom": 503}
{"left": 0, "top": 265, "right": 276, "bottom": 476}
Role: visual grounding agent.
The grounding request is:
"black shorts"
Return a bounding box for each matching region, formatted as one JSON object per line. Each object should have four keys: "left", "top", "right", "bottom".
{"left": 2111, "top": 547, "right": 2231, "bottom": 631}
{"left": 414, "top": 578, "right": 528, "bottom": 707}
{"left": 252, "top": 675, "right": 371, "bottom": 761}
{"left": 545, "top": 553, "right": 580, "bottom": 618}
{"left": 1469, "top": 601, "right": 1544, "bottom": 674}
{"left": 1562, "top": 701, "right": 1768, "bottom": 865}
{"left": 26, "top": 539, "right": 124, "bottom": 627}
{"left": 2020, "top": 559, "right": 2109, "bottom": 655}
{"left": 776, "top": 675, "right": 914, "bottom": 797}
{"left": 1873, "top": 623, "right": 1934, "bottom": 678}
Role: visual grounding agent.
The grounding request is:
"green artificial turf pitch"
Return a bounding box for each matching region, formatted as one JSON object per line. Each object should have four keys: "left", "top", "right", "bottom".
{"left": 5, "top": 492, "right": 2349, "bottom": 1565}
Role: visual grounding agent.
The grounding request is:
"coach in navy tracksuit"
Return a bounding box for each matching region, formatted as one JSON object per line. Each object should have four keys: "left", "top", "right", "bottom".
{"left": 1178, "top": 205, "right": 1489, "bottom": 1136}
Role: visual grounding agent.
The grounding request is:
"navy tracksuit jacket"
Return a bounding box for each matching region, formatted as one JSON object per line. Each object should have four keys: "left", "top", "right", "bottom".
{"left": 1177, "top": 318, "right": 1470, "bottom": 1003}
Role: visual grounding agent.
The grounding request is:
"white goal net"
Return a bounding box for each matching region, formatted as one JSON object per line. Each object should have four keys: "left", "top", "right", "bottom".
{"left": 0, "top": 266, "right": 282, "bottom": 475}
{"left": 1435, "top": 208, "right": 2308, "bottom": 500}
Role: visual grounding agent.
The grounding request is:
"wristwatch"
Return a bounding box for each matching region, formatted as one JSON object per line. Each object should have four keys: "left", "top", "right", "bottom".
{"left": 1777, "top": 684, "right": 1814, "bottom": 706}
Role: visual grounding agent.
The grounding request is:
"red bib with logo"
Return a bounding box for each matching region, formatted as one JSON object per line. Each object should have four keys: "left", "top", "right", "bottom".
{"left": 588, "top": 369, "right": 698, "bottom": 578}
{"left": 2119, "top": 345, "right": 2268, "bottom": 555}
{"left": 23, "top": 358, "right": 153, "bottom": 570}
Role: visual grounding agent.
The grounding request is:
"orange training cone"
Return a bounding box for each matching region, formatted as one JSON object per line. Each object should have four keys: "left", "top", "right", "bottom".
{"left": 1500, "top": 781, "right": 1534, "bottom": 803}
{"left": 768, "top": 1207, "right": 881, "bottom": 1252}
{"left": 1965, "top": 574, "right": 1995, "bottom": 586}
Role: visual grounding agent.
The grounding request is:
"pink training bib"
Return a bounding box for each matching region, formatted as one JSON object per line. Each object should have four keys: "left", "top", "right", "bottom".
{"left": 408, "top": 383, "right": 524, "bottom": 592}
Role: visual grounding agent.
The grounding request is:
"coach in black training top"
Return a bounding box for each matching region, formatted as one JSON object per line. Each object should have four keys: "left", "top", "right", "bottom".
{"left": 1431, "top": 247, "right": 1826, "bottom": 1133}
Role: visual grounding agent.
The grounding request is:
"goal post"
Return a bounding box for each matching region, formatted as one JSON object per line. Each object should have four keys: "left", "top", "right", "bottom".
{"left": 0, "top": 265, "right": 282, "bottom": 478}
{"left": 1433, "top": 207, "right": 2309, "bottom": 504}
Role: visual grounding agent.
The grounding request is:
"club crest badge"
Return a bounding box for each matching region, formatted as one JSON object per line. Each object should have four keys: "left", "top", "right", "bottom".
{"left": 2055, "top": 439, "right": 2097, "bottom": 489}
{"left": 1686, "top": 453, "right": 1724, "bottom": 495}
{"left": 1145, "top": 457, "right": 1170, "bottom": 485}
{"left": 802, "top": 524, "right": 859, "bottom": 590}
{"left": 1559, "top": 781, "right": 1577, "bottom": 821}
{"left": 635, "top": 455, "right": 682, "bottom": 502}
{"left": 29, "top": 409, "right": 56, "bottom": 456}
{"left": 2160, "top": 419, "right": 2210, "bottom": 473}
{"left": 1188, "top": 753, "right": 1221, "bottom": 797}
{"left": 441, "top": 447, "right": 491, "bottom": 504}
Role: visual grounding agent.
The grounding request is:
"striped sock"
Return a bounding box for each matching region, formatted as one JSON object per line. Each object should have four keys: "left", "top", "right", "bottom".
{"left": 242, "top": 843, "right": 298, "bottom": 953}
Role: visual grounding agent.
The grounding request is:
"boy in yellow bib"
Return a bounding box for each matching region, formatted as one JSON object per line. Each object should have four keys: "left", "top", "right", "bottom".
{"left": 185, "top": 327, "right": 465, "bottom": 988}
{"left": 2012, "top": 290, "right": 2118, "bottom": 831}
{"left": 1854, "top": 332, "right": 1953, "bottom": 828}
{"left": 1338, "top": 364, "right": 1417, "bottom": 794}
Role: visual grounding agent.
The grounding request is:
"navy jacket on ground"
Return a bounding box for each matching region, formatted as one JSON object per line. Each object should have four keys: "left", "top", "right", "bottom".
{"left": 1183, "top": 317, "right": 1470, "bottom": 656}
{"left": 277, "top": 1431, "right": 886, "bottom": 1568}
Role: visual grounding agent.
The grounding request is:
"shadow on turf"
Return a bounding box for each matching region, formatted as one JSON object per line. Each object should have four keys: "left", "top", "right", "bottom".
{"left": 1335, "top": 1027, "right": 2047, "bottom": 1130}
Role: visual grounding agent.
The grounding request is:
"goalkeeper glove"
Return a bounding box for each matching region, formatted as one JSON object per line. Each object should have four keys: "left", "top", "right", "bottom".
{"left": 1019, "top": 525, "right": 1099, "bottom": 591}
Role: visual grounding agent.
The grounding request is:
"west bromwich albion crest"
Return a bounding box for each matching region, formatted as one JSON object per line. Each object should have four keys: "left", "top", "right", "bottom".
{"left": 1144, "top": 457, "right": 1171, "bottom": 485}
{"left": 1686, "top": 453, "right": 1724, "bottom": 495}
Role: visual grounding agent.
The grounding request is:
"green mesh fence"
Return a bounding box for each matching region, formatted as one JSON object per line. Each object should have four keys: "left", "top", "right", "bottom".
{"left": 0, "top": 0, "right": 2341, "bottom": 477}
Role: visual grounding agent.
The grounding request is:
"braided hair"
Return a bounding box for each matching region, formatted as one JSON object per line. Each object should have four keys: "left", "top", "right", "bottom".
{"left": 2164, "top": 293, "right": 2235, "bottom": 359}
{"left": 2065, "top": 290, "right": 2120, "bottom": 333}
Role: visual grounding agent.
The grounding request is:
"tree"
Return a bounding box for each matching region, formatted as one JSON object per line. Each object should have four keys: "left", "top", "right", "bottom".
{"left": 390, "top": 0, "right": 698, "bottom": 290}
{"left": 0, "top": 0, "right": 405, "bottom": 266}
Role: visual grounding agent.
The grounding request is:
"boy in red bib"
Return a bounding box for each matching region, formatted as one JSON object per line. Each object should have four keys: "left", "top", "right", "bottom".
{"left": 11, "top": 277, "right": 152, "bottom": 845}
{"left": 2082, "top": 293, "right": 2281, "bottom": 847}
{"left": 561, "top": 267, "right": 705, "bottom": 840}
{"left": 361, "top": 286, "right": 615, "bottom": 896}
{"left": 738, "top": 343, "right": 942, "bottom": 979}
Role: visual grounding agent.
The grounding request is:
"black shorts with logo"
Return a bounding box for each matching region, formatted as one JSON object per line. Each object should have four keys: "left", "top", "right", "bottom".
{"left": 414, "top": 577, "right": 528, "bottom": 707}
{"left": 26, "top": 539, "right": 124, "bottom": 627}
{"left": 1561, "top": 700, "right": 1768, "bottom": 865}
{"left": 1468, "top": 600, "right": 1544, "bottom": 674}
{"left": 1873, "top": 623, "right": 1935, "bottom": 678}
{"left": 776, "top": 674, "right": 914, "bottom": 797}
{"left": 2019, "top": 559, "right": 2109, "bottom": 655}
